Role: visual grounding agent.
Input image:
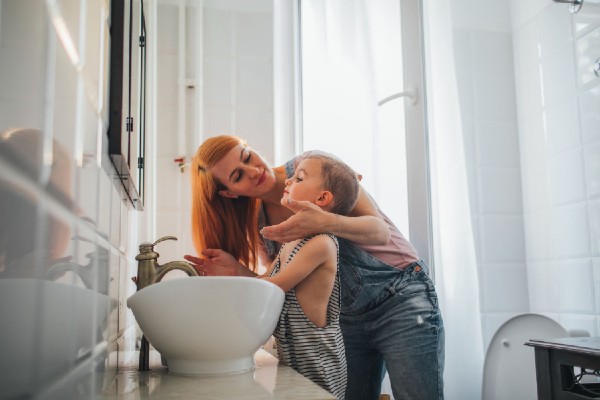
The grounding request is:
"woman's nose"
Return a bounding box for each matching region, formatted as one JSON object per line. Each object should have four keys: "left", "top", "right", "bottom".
{"left": 246, "top": 165, "right": 260, "bottom": 178}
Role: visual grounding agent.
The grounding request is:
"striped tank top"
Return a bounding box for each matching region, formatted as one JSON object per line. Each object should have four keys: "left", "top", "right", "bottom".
{"left": 270, "top": 234, "right": 347, "bottom": 399}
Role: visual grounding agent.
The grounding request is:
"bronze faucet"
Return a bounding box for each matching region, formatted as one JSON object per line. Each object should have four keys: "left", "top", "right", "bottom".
{"left": 134, "top": 235, "right": 199, "bottom": 371}
{"left": 134, "top": 236, "right": 198, "bottom": 291}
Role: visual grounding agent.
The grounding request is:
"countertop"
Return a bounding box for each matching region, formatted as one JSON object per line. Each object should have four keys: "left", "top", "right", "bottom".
{"left": 101, "top": 350, "right": 336, "bottom": 399}
{"left": 524, "top": 336, "right": 600, "bottom": 355}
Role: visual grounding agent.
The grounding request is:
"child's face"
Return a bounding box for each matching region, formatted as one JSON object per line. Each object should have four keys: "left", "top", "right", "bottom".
{"left": 281, "top": 158, "right": 325, "bottom": 206}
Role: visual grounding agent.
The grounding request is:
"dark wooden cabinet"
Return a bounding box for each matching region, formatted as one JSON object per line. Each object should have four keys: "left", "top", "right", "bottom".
{"left": 107, "top": 0, "right": 147, "bottom": 210}
{"left": 525, "top": 337, "right": 600, "bottom": 399}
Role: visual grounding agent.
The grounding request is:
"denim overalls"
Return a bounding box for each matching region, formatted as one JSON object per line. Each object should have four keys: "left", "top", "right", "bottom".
{"left": 259, "top": 158, "right": 445, "bottom": 400}
{"left": 337, "top": 238, "right": 444, "bottom": 400}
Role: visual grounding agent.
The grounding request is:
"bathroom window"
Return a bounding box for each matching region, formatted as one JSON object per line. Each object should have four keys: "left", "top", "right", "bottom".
{"left": 298, "top": 0, "right": 431, "bottom": 262}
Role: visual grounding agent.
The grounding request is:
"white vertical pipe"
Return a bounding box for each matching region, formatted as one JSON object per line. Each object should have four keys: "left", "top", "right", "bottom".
{"left": 74, "top": 0, "right": 87, "bottom": 169}
{"left": 178, "top": 0, "right": 186, "bottom": 157}
{"left": 148, "top": 0, "right": 158, "bottom": 241}
{"left": 273, "top": 0, "right": 300, "bottom": 164}
{"left": 196, "top": 1, "right": 204, "bottom": 147}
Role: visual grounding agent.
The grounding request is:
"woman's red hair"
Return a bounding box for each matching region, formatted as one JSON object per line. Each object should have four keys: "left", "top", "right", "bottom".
{"left": 191, "top": 135, "right": 260, "bottom": 271}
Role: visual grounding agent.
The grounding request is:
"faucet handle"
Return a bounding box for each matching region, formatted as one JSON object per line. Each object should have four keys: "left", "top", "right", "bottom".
{"left": 138, "top": 236, "right": 178, "bottom": 254}
{"left": 153, "top": 236, "right": 177, "bottom": 246}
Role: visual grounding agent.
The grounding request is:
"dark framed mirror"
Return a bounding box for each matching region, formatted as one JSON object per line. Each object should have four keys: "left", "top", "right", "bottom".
{"left": 107, "top": 0, "right": 147, "bottom": 210}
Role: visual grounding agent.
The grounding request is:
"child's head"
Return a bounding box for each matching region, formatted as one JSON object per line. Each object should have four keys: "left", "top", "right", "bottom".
{"left": 282, "top": 152, "right": 359, "bottom": 216}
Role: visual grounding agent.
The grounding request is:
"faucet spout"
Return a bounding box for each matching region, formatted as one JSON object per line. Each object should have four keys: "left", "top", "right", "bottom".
{"left": 155, "top": 261, "right": 199, "bottom": 282}
{"left": 133, "top": 236, "right": 200, "bottom": 372}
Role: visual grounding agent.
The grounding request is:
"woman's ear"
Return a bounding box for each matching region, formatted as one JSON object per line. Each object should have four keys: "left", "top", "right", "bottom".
{"left": 218, "top": 189, "right": 239, "bottom": 199}
{"left": 316, "top": 191, "right": 333, "bottom": 207}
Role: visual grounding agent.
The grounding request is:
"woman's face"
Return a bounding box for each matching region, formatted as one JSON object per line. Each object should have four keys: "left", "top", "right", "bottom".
{"left": 281, "top": 158, "right": 324, "bottom": 205}
{"left": 210, "top": 144, "right": 276, "bottom": 198}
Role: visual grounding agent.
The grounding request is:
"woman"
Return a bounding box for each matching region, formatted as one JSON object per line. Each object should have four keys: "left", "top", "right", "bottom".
{"left": 186, "top": 135, "right": 445, "bottom": 400}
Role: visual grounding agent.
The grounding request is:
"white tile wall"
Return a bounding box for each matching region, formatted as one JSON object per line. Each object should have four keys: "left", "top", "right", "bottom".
{"left": 594, "top": 257, "right": 600, "bottom": 314}
{"left": 152, "top": 1, "right": 274, "bottom": 281}
{"left": 0, "top": 0, "right": 142, "bottom": 397}
{"left": 545, "top": 95, "right": 582, "bottom": 155}
{"left": 509, "top": 0, "right": 552, "bottom": 30}
{"left": 575, "top": 26, "right": 600, "bottom": 88}
{"left": 540, "top": 3, "right": 573, "bottom": 54}
{"left": 579, "top": 84, "right": 600, "bottom": 143}
{"left": 548, "top": 149, "right": 586, "bottom": 205}
{"left": 590, "top": 200, "right": 600, "bottom": 256}
{"left": 201, "top": 5, "right": 274, "bottom": 158}
{"left": 509, "top": 0, "right": 600, "bottom": 338}
{"left": 585, "top": 142, "right": 600, "bottom": 198}
{"left": 557, "top": 259, "right": 595, "bottom": 314}
{"left": 455, "top": 0, "right": 599, "bottom": 345}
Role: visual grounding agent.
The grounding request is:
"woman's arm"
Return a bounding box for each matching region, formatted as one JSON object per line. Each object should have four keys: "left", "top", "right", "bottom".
{"left": 260, "top": 186, "right": 390, "bottom": 245}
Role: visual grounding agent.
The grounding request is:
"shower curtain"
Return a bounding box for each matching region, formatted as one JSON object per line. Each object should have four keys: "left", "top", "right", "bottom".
{"left": 300, "top": 0, "right": 485, "bottom": 398}
{"left": 424, "top": 0, "right": 484, "bottom": 398}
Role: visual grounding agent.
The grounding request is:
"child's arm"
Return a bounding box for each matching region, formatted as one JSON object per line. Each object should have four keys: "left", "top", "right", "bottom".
{"left": 261, "top": 235, "right": 337, "bottom": 292}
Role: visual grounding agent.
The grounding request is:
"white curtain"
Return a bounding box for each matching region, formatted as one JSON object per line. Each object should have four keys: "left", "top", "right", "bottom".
{"left": 300, "top": 0, "right": 485, "bottom": 398}
{"left": 423, "top": 0, "right": 484, "bottom": 399}
{"left": 301, "top": 0, "right": 411, "bottom": 237}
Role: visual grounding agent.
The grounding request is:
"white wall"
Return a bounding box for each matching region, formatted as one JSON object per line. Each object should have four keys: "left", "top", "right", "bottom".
{"left": 510, "top": 0, "right": 600, "bottom": 337}
{"left": 0, "top": 0, "right": 141, "bottom": 397}
{"left": 152, "top": 0, "right": 274, "bottom": 266}
{"left": 450, "top": 0, "right": 600, "bottom": 347}
{"left": 201, "top": 2, "right": 274, "bottom": 159}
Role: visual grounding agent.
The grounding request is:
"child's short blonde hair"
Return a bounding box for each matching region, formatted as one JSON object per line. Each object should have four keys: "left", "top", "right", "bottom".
{"left": 304, "top": 151, "right": 359, "bottom": 215}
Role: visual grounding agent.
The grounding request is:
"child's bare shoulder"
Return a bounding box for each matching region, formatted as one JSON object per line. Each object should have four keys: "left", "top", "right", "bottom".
{"left": 302, "top": 234, "right": 337, "bottom": 252}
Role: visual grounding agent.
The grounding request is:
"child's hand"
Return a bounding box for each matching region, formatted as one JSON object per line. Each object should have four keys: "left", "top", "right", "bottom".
{"left": 184, "top": 249, "right": 243, "bottom": 276}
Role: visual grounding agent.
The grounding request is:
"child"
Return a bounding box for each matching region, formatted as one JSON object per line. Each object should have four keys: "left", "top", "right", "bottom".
{"left": 190, "top": 152, "right": 359, "bottom": 399}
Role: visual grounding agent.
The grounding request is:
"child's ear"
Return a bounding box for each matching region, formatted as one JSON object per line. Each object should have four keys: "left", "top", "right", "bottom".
{"left": 316, "top": 191, "right": 333, "bottom": 207}
{"left": 218, "top": 189, "right": 239, "bottom": 199}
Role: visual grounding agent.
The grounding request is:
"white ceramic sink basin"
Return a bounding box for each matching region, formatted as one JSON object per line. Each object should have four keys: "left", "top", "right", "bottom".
{"left": 127, "top": 276, "right": 285, "bottom": 375}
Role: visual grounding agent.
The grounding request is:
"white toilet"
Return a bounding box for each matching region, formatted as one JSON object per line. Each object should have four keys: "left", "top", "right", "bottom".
{"left": 482, "top": 313, "right": 569, "bottom": 400}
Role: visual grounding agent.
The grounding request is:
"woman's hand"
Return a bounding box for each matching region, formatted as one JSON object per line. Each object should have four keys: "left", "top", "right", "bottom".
{"left": 260, "top": 199, "right": 334, "bottom": 243}
{"left": 261, "top": 187, "right": 391, "bottom": 245}
{"left": 184, "top": 249, "right": 249, "bottom": 277}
